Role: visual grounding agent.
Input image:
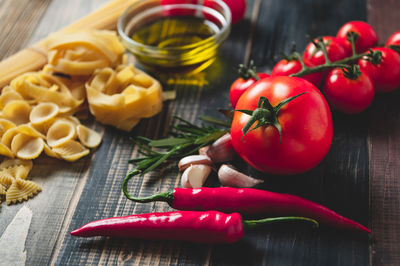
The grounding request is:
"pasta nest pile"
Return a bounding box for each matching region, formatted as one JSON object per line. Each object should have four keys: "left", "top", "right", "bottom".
{"left": 0, "top": 30, "right": 163, "bottom": 204}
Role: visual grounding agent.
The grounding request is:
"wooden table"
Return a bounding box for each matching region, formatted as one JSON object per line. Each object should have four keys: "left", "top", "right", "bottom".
{"left": 0, "top": 0, "right": 399, "bottom": 265}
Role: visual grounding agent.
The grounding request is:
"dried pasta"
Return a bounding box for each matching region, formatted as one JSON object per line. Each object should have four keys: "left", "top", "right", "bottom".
{"left": 45, "top": 30, "right": 125, "bottom": 76}
{"left": 46, "top": 120, "right": 76, "bottom": 148}
{"left": 86, "top": 64, "right": 163, "bottom": 131}
{"left": 0, "top": 29, "right": 163, "bottom": 205}
{"left": 10, "top": 72, "right": 83, "bottom": 114}
{"left": 6, "top": 178, "right": 41, "bottom": 205}
{"left": 77, "top": 125, "right": 101, "bottom": 148}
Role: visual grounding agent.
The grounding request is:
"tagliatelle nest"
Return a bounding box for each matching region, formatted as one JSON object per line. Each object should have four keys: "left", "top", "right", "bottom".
{"left": 86, "top": 64, "right": 163, "bottom": 131}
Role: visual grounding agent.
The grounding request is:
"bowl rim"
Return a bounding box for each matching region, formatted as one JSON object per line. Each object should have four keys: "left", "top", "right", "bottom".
{"left": 117, "top": 0, "right": 232, "bottom": 54}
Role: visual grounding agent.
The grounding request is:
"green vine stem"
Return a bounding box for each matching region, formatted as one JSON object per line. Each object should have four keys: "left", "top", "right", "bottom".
{"left": 289, "top": 32, "right": 376, "bottom": 78}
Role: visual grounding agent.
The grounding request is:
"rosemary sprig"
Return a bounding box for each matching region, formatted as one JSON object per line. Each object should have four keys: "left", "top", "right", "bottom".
{"left": 123, "top": 116, "right": 229, "bottom": 198}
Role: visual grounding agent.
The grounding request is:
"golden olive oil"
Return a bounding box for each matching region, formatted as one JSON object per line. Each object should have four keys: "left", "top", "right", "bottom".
{"left": 131, "top": 16, "right": 220, "bottom": 74}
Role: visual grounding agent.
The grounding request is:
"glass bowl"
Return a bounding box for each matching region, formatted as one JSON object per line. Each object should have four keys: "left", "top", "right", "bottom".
{"left": 118, "top": 0, "right": 231, "bottom": 74}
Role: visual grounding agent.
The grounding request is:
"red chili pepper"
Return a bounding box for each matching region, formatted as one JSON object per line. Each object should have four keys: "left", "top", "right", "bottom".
{"left": 71, "top": 211, "right": 317, "bottom": 243}
{"left": 122, "top": 186, "right": 370, "bottom": 234}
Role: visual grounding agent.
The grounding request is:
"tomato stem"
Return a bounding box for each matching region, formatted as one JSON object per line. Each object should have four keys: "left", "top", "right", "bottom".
{"left": 341, "top": 64, "right": 362, "bottom": 80}
{"left": 236, "top": 93, "right": 307, "bottom": 142}
{"left": 237, "top": 60, "right": 260, "bottom": 80}
{"left": 346, "top": 31, "right": 359, "bottom": 57}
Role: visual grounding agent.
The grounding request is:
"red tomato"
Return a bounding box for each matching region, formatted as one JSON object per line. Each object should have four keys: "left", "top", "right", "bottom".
{"left": 161, "top": 0, "right": 246, "bottom": 24}
{"left": 386, "top": 30, "right": 400, "bottom": 54}
{"left": 230, "top": 76, "right": 333, "bottom": 175}
{"left": 358, "top": 47, "right": 400, "bottom": 93}
{"left": 324, "top": 67, "right": 374, "bottom": 114}
{"left": 230, "top": 73, "right": 270, "bottom": 108}
{"left": 336, "top": 21, "right": 378, "bottom": 54}
{"left": 303, "top": 36, "right": 347, "bottom": 66}
{"left": 161, "top": 0, "right": 198, "bottom": 16}
{"left": 272, "top": 58, "right": 323, "bottom": 87}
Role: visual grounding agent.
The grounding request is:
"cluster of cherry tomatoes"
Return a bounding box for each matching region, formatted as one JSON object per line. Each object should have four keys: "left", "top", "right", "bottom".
{"left": 231, "top": 21, "right": 400, "bottom": 114}
{"left": 229, "top": 21, "right": 400, "bottom": 176}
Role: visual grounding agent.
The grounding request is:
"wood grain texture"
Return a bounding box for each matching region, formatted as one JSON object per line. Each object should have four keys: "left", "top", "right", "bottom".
{"left": 368, "top": 1, "right": 400, "bottom": 265}
{"left": 0, "top": 0, "right": 51, "bottom": 60}
{"left": 1, "top": 0, "right": 399, "bottom": 265}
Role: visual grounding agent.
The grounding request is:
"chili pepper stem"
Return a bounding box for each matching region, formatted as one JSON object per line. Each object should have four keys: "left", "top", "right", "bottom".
{"left": 122, "top": 170, "right": 174, "bottom": 205}
{"left": 243, "top": 216, "right": 319, "bottom": 229}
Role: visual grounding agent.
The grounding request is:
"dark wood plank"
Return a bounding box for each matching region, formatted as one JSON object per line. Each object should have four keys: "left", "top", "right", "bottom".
{"left": 368, "top": 1, "right": 400, "bottom": 265}
{"left": 55, "top": 0, "right": 372, "bottom": 265}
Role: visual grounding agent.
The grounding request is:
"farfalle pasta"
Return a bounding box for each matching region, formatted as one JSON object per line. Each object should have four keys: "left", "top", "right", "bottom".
{"left": 86, "top": 64, "right": 163, "bottom": 131}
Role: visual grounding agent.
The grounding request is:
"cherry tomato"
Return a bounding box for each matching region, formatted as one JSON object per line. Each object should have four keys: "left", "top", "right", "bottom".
{"left": 324, "top": 67, "right": 374, "bottom": 114}
{"left": 358, "top": 47, "right": 400, "bottom": 93}
{"left": 161, "top": 0, "right": 198, "bottom": 16}
{"left": 230, "top": 73, "right": 270, "bottom": 108}
{"left": 161, "top": 0, "right": 246, "bottom": 24}
{"left": 272, "top": 58, "right": 323, "bottom": 87}
{"left": 386, "top": 30, "right": 400, "bottom": 54}
{"left": 230, "top": 76, "right": 333, "bottom": 175}
{"left": 336, "top": 21, "right": 378, "bottom": 54}
{"left": 221, "top": 0, "right": 246, "bottom": 24}
{"left": 303, "top": 36, "right": 347, "bottom": 66}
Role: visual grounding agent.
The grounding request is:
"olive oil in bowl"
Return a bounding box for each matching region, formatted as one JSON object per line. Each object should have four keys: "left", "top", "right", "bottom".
{"left": 118, "top": 0, "right": 231, "bottom": 74}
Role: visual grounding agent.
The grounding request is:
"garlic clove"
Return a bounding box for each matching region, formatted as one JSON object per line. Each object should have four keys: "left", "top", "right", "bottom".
{"left": 218, "top": 164, "right": 263, "bottom": 188}
{"left": 180, "top": 164, "right": 212, "bottom": 188}
{"left": 180, "top": 171, "right": 191, "bottom": 188}
{"left": 178, "top": 155, "right": 213, "bottom": 171}
{"left": 198, "top": 145, "right": 210, "bottom": 156}
{"left": 207, "top": 133, "right": 235, "bottom": 163}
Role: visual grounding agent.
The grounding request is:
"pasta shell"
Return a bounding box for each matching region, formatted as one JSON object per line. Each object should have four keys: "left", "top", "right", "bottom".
{"left": 52, "top": 140, "right": 89, "bottom": 162}
{"left": 76, "top": 125, "right": 102, "bottom": 148}
{"left": 43, "top": 142, "right": 61, "bottom": 159}
{"left": 0, "top": 159, "right": 33, "bottom": 179}
{"left": 2, "top": 100, "right": 32, "bottom": 125}
{"left": 30, "top": 102, "right": 59, "bottom": 125}
{"left": 0, "top": 142, "right": 14, "bottom": 158}
{"left": 17, "top": 124, "right": 46, "bottom": 139}
{"left": 0, "top": 90, "right": 23, "bottom": 109}
{"left": 6, "top": 178, "right": 42, "bottom": 205}
{"left": 11, "top": 133, "right": 44, "bottom": 159}
{"left": 0, "top": 118, "right": 16, "bottom": 132}
{"left": 1, "top": 127, "right": 19, "bottom": 148}
{"left": 46, "top": 121, "right": 76, "bottom": 148}
{"left": 0, "top": 170, "right": 14, "bottom": 186}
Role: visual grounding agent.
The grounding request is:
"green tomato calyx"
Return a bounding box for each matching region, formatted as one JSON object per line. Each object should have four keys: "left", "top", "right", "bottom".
{"left": 237, "top": 60, "right": 260, "bottom": 80}
{"left": 236, "top": 93, "right": 307, "bottom": 142}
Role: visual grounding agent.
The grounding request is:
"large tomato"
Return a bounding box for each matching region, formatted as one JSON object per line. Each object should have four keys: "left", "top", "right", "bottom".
{"left": 358, "top": 47, "right": 400, "bottom": 93}
{"left": 272, "top": 58, "right": 323, "bottom": 87}
{"left": 336, "top": 21, "right": 378, "bottom": 54}
{"left": 324, "top": 67, "right": 374, "bottom": 114}
{"left": 230, "top": 76, "right": 333, "bottom": 175}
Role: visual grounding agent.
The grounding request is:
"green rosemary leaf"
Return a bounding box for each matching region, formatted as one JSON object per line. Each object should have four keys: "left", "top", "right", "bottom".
{"left": 149, "top": 138, "right": 191, "bottom": 147}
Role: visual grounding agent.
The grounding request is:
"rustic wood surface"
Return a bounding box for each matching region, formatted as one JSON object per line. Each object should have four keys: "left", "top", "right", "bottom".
{"left": 0, "top": 0, "right": 399, "bottom": 265}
